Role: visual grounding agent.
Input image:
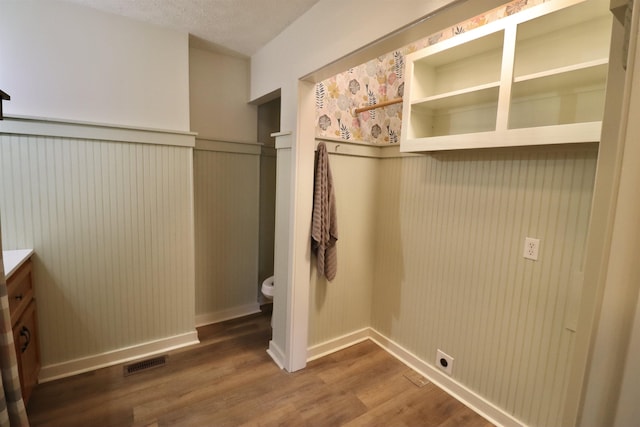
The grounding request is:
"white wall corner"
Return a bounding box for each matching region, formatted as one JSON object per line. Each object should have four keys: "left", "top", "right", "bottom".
{"left": 307, "top": 328, "right": 371, "bottom": 362}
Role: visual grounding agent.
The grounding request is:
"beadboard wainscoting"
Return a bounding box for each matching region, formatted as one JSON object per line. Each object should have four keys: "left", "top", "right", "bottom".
{"left": 308, "top": 138, "right": 409, "bottom": 350}
{"left": 0, "top": 117, "right": 198, "bottom": 381}
{"left": 307, "top": 139, "right": 597, "bottom": 427}
{"left": 193, "top": 139, "right": 262, "bottom": 326}
{"left": 308, "top": 146, "right": 377, "bottom": 347}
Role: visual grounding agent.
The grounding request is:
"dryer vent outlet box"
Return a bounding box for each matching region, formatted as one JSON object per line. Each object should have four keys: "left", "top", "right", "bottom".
{"left": 436, "top": 349, "right": 454, "bottom": 376}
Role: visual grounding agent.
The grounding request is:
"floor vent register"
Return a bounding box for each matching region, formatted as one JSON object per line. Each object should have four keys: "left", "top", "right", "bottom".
{"left": 123, "top": 355, "right": 168, "bottom": 376}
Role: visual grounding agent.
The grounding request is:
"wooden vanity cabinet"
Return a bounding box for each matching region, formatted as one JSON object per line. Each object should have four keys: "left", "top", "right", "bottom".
{"left": 6, "top": 259, "right": 40, "bottom": 404}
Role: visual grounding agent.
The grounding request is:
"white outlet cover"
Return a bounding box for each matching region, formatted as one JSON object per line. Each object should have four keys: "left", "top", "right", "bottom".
{"left": 436, "top": 349, "right": 454, "bottom": 376}
{"left": 523, "top": 237, "right": 540, "bottom": 261}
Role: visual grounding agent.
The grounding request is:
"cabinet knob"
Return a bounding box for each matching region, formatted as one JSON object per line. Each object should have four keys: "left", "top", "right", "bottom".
{"left": 15, "top": 294, "right": 23, "bottom": 301}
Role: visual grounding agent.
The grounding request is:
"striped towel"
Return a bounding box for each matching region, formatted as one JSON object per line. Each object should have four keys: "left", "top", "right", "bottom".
{"left": 311, "top": 142, "right": 338, "bottom": 281}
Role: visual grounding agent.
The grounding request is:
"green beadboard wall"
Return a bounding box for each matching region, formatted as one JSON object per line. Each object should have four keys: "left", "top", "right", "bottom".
{"left": 307, "top": 142, "right": 597, "bottom": 427}
{"left": 193, "top": 147, "right": 261, "bottom": 323}
{"left": 309, "top": 153, "right": 377, "bottom": 346}
{"left": 373, "top": 145, "right": 597, "bottom": 426}
{"left": 0, "top": 133, "right": 196, "bottom": 367}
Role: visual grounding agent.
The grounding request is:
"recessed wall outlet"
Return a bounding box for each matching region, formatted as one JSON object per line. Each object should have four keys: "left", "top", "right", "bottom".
{"left": 523, "top": 237, "right": 540, "bottom": 261}
{"left": 436, "top": 349, "right": 454, "bottom": 376}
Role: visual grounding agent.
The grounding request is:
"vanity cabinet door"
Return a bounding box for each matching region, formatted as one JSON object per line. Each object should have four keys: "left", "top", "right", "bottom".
{"left": 13, "top": 300, "right": 40, "bottom": 404}
{"left": 6, "top": 257, "right": 40, "bottom": 404}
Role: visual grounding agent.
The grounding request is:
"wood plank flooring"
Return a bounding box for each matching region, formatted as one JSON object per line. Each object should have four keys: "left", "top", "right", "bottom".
{"left": 27, "top": 311, "right": 494, "bottom": 426}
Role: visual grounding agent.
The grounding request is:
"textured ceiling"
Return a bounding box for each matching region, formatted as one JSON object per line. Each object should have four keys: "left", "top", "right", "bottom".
{"left": 63, "top": 0, "right": 320, "bottom": 57}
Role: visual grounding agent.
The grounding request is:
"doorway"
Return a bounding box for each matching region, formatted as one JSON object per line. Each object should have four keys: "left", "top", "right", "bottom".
{"left": 257, "top": 97, "right": 280, "bottom": 307}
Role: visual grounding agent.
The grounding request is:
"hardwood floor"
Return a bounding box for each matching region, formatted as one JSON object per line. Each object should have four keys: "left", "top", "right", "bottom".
{"left": 27, "top": 311, "right": 493, "bottom": 426}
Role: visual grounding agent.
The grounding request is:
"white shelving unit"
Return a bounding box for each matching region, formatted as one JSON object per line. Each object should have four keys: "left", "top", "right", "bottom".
{"left": 400, "top": 0, "right": 612, "bottom": 152}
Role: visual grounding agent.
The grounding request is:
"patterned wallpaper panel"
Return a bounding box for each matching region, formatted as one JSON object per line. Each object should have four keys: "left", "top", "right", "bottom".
{"left": 315, "top": 0, "right": 547, "bottom": 144}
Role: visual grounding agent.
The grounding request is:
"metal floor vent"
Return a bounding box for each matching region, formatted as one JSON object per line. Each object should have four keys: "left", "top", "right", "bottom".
{"left": 123, "top": 355, "right": 167, "bottom": 376}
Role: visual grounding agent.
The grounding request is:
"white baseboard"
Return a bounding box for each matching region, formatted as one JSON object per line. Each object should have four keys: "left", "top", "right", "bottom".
{"left": 307, "top": 327, "right": 525, "bottom": 427}
{"left": 39, "top": 330, "right": 199, "bottom": 383}
{"left": 307, "top": 327, "right": 370, "bottom": 362}
{"left": 368, "top": 329, "right": 525, "bottom": 427}
{"left": 267, "top": 340, "right": 286, "bottom": 369}
{"left": 195, "top": 303, "right": 261, "bottom": 327}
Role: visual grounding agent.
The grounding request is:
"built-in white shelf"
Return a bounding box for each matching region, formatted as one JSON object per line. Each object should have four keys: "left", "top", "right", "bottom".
{"left": 513, "top": 59, "right": 609, "bottom": 85}
{"left": 401, "top": 0, "right": 612, "bottom": 152}
{"left": 412, "top": 82, "right": 500, "bottom": 111}
{"left": 411, "top": 30, "right": 504, "bottom": 101}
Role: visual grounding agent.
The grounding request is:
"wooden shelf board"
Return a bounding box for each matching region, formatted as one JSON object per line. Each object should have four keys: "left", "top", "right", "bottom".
{"left": 412, "top": 83, "right": 500, "bottom": 111}
{"left": 514, "top": 58, "right": 609, "bottom": 83}
{"left": 512, "top": 64, "right": 608, "bottom": 98}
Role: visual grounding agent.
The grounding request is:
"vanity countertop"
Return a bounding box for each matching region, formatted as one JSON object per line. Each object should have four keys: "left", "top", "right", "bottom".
{"left": 2, "top": 249, "right": 34, "bottom": 279}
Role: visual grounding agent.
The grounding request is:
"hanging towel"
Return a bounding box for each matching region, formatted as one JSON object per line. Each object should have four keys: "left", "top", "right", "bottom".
{"left": 311, "top": 142, "right": 338, "bottom": 281}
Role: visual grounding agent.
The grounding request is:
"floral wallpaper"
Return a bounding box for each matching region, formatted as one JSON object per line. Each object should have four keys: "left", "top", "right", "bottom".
{"left": 315, "top": 0, "right": 548, "bottom": 144}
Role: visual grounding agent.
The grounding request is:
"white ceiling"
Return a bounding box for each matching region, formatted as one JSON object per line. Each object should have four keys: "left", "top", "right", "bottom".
{"left": 64, "top": 0, "right": 321, "bottom": 57}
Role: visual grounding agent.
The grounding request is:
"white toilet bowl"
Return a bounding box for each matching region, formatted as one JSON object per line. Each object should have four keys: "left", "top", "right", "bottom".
{"left": 261, "top": 275, "right": 275, "bottom": 299}
{"left": 261, "top": 275, "right": 275, "bottom": 327}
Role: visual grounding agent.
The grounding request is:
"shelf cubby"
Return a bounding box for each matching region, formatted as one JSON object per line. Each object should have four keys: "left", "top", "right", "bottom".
{"left": 411, "top": 31, "right": 504, "bottom": 100}
{"left": 513, "top": 3, "right": 611, "bottom": 79}
{"left": 409, "top": 86, "right": 499, "bottom": 138}
{"left": 509, "top": 62, "right": 608, "bottom": 129}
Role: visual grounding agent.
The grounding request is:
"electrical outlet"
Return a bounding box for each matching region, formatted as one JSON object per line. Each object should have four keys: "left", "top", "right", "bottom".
{"left": 523, "top": 237, "right": 540, "bottom": 261}
{"left": 436, "top": 349, "right": 454, "bottom": 376}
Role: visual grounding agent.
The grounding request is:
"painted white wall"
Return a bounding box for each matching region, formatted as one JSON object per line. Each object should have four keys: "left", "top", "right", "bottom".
{"left": 0, "top": 0, "right": 190, "bottom": 131}
{"left": 251, "top": 0, "right": 467, "bottom": 150}
{"left": 251, "top": 0, "right": 463, "bottom": 105}
{"left": 189, "top": 47, "right": 257, "bottom": 142}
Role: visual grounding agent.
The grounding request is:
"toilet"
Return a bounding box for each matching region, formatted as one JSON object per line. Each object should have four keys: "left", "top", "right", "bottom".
{"left": 261, "top": 275, "right": 275, "bottom": 327}
{"left": 261, "top": 275, "right": 274, "bottom": 300}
